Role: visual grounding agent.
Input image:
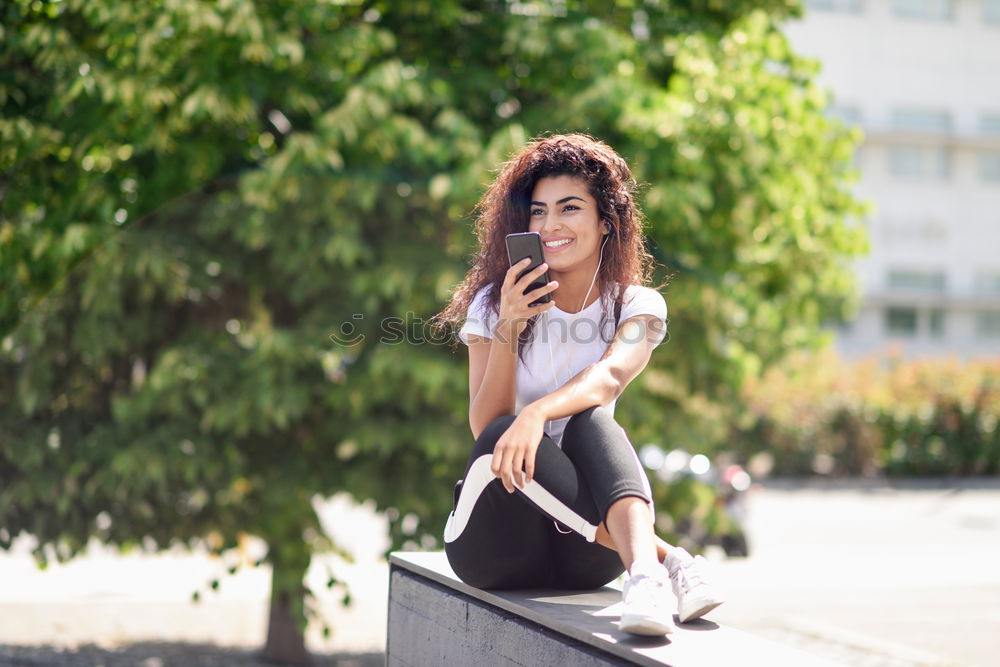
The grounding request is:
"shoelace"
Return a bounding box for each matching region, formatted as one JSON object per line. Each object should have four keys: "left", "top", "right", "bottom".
{"left": 672, "top": 560, "right": 706, "bottom": 593}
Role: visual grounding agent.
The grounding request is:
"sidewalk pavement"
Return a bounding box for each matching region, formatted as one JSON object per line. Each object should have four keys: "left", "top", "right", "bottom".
{"left": 0, "top": 495, "right": 389, "bottom": 656}
{"left": 708, "top": 478, "right": 1000, "bottom": 667}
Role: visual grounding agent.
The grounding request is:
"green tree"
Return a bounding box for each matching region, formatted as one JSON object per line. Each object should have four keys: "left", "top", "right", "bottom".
{"left": 1, "top": 0, "right": 865, "bottom": 661}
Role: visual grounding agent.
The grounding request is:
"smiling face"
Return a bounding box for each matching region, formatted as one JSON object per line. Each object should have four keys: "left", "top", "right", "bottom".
{"left": 527, "top": 174, "right": 606, "bottom": 278}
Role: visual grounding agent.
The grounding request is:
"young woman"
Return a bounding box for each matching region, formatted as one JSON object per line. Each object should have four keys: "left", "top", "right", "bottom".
{"left": 433, "top": 133, "right": 723, "bottom": 635}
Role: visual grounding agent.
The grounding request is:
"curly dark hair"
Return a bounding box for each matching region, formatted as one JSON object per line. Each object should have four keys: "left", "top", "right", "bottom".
{"left": 432, "top": 132, "right": 663, "bottom": 362}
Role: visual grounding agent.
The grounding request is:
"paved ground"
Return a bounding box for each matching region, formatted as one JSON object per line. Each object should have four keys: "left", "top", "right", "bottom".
{"left": 0, "top": 480, "right": 998, "bottom": 665}
{"left": 0, "top": 495, "right": 390, "bottom": 663}
{"left": 708, "top": 478, "right": 1000, "bottom": 667}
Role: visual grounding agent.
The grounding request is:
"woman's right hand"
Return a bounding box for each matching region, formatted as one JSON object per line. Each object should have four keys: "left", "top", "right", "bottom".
{"left": 497, "top": 258, "right": 558, "bottom": 342}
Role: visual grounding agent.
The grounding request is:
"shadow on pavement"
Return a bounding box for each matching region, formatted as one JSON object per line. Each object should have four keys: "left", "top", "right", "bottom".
{"left": 0, "top": 642, "right": 384, "bottom": 667}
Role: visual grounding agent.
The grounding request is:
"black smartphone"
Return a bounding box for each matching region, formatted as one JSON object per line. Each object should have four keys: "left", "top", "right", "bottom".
{"left": 505, "top": 232, "right": 552, "bottom": 306}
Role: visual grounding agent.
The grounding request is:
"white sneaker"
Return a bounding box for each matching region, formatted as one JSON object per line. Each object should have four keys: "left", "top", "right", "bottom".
{"left": 619, "top": 565, "right": 676, "bottom": 636}
{"left": 664, "top": 548, "right": 725, "bottom": 623}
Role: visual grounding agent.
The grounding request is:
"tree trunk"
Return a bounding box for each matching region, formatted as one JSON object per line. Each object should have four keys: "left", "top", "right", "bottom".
{"left": 261, "top": 571, "right": 311, "bottom": 665}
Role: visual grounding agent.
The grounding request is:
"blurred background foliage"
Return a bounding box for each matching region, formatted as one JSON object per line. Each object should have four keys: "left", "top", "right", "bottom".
{"left": 2, "top": 0, "right": 876, "bottom": 657}
{"left": 733, "top": 349, "right": 1000, "bottom": 477}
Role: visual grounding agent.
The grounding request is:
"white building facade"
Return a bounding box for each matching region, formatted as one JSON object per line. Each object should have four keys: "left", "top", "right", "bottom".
{"left": 784, "top": 0, "right": 1000, "bottom": 358}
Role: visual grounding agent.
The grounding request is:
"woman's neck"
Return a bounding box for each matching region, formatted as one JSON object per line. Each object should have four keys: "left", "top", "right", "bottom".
{"left": 550, "top": 277, "right": 607, "bottom": 314}
{"left": 548, "top": 254, "right": 606, "bottom": 313}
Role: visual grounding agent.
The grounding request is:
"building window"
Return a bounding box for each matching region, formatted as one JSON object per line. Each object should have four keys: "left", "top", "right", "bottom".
{"left": 887, "top": 270, "right": 947, "bottom": 291}
{"left": 884, "top": 307, "right": 948, "bottom": 337}
{"left": 885, "top": 308, "right": 918, "bottom": 336}
{"left": 807, "top": 0, "right": 863, "bottom": 12}
{"left": 975, "top": 311, "right": 1000, "bottom": 338}
{"left": 893, "top": 0, "right": 954, "bottom": 20}
{"left": 928, "top": 309, "right": 945, "bottom": 338}
{"left": 891, "top": 108, "right": 952, "bottom": 133}
{"left": 974, "top": 271, "right": 1000, "bottom": 294}
{"left": 982, "top": 114, "right": 1000, "bottom": 135}
{"left": 889, "top": 146, "right": 950, "bottom": 180}
{"left": 985, "top": 0, "right": 1000, "bottom": 23}
{"left": 981, "top": 152, "right": 1000, "bottom": 182}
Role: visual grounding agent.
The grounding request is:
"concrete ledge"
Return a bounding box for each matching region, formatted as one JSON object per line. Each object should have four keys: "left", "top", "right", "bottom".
{"left": 387, "top": 551, "right": 839, "bottom": 667}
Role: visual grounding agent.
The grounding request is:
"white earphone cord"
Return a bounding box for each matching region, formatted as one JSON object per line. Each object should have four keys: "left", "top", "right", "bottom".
{"left": 543, "top": 234, "right": 609, "bottom": 397}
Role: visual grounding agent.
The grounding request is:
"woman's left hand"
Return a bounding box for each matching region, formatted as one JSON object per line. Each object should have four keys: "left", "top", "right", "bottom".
{"left": 490, "top": 407, "right": 546, "bottom": 493}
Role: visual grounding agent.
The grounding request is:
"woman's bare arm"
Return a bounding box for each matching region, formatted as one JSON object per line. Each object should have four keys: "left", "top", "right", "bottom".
{"left": 466, "top": 260, "right": 559, "bottom": 439}
{"left": 467, "top": 326, "right": 519, "bottom": 439}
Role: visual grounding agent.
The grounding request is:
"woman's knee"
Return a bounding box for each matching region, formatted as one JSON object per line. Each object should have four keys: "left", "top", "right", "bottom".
{"left": 563, "top": 405, "right": 617, "bottom": 439}
{"left": 473, "top": 414, "right": 517, "bottom": 455}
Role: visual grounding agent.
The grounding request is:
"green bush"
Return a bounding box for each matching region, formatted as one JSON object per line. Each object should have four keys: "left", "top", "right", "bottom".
{"left": 730, "top": 348, "right": 1000, "bottom": 477}
{"left": 878, "top": 394, "right": 1000, "bottom": 476}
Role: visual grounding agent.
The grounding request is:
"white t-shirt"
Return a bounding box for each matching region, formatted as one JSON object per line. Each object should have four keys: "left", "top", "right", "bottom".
{"left": 458, "top": 283, "right": 668, "bottom": 447}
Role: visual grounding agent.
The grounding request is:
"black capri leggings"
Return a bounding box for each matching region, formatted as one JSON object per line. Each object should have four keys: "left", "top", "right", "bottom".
{"left": 443, "top": 405, "right": 654, "bottom": 590}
